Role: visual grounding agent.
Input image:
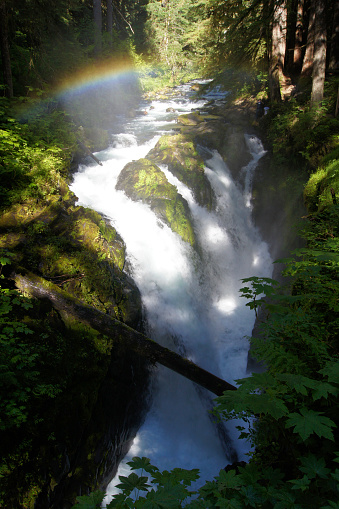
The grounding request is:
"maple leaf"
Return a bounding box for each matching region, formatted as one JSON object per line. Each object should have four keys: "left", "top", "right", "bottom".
{"left": 285, "top": 408, "right": 335, "bottom": 441}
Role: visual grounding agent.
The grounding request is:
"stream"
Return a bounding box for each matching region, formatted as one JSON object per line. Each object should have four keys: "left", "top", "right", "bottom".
{"left": 69, "top": 81, "right": 273, "bottom": 502}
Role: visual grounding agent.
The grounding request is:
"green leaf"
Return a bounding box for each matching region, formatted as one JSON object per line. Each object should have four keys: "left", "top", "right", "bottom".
{"left": 215, "top": 468, "right": 244, "bottom": 490}
{"left": 138, "top": 484, "right": 188, "bottom": 507}
{"left": 239, "top": 485, "right": 264, "bottom": 507}
{"left": 116, "top": 473, "right": 150, "bottom": 495}
{"left": 277, "top": 373, "right": 338, "bottom": 400}
{"left": 286, "top": 409, "right": 335, "bottom": 441}
{"left": 273, "top": 489, "right": 303, "bottom": 509}
{"left": 127, "top": 457, "right": 159, "bottom": 474}
{"left": 299, "top": 454, "right": 331, "bottom": 480}
{"left": 331, "top": 469, "right": 339, "bottom": 484}
{"left": 319, "top": 360, "right": 339, "bottom": 384}
{"left": 106, "top": 493, "right": 134, "bottom": 508}
{"left": 152, "top": 467, "right": 199, "bottom": 488}
{"left": 288, "top": 475, "right": 310, "bottom": 491}
{"left": 320, "top": 502, "right": 339, "bottom": 509}
{"left": 71, "top": 490, "right": 105, "bottom": 508}
{"left": 215, "top": 498, "right": 243, "bottom": 509}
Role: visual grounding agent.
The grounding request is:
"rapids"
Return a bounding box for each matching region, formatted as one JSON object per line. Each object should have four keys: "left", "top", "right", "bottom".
{"left": 69, "top": 82, "right": 273, "bottom": 503}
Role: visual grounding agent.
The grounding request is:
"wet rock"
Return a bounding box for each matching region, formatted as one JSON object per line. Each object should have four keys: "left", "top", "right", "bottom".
{"left": 147, "top": 134, "right": 214, "bottom": 210}
{"left": 116, "top": 158, "right": 196, "bottom": 246}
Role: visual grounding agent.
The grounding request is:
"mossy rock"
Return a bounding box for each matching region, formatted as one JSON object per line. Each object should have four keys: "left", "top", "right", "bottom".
{"left": 116, "top": 158, "right": 196, "bottom": 246}
{"left": 147, "top": 134, "right": 214, "bottom": 210}
{"left": 176, "top": 112, "right": 205, "bottom": 126}
{"left": 183, "top": 118, "right": 226, "bottom": 153}
{"left": 0, "top": 193, "right": 141, "bottom": 327}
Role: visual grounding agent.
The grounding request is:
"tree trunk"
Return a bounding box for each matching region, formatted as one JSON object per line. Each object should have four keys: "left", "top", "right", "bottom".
{"left": 0, "top": 0, "right": 13, "bottom": 98}
{"left": 76, "top": 140, "right": 103, "bottom": 166}
{"left": 293, "top": 0, "right": 305, "bottom": 73}
{"left": 11, "top": 270, "right": 237, "bottom": 396}
{"left": 107, "top": 0, "right": 113, "bottom": 46}
{"left": 269, "top": 0, "right": 287, "bottom": 102}
{"left": 329, "top": 0, "right": 339, "bottom": 71}
{"left": 310, "top": 0, "right": 327, "bottom": 106}
{"left": 93, "top": 0, "right": 102, "bottom": 54}
{"left": 301, "top": 0, "right": 315, "bottom": 76}
{"left": 284, "top": 0, "right": 297, "bottom": 75}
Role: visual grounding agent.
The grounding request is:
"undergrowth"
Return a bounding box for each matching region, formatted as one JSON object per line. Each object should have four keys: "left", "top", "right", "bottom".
{"left": 0, "top": 98, "right": 76, "bottom": 209}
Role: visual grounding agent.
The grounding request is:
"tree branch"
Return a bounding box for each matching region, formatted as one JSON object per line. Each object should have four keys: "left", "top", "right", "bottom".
{"left": 11, "top": 270, "right": 237, "bottom": 396}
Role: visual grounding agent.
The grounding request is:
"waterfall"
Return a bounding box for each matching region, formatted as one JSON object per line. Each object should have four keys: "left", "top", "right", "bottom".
{"left": 69, "top": 83, "right": 272, "bottom": 502}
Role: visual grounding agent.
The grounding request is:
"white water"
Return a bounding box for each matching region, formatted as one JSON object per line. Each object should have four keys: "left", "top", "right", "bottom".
{"left": 69, "top": 83, "right": 272, "bottom": 502}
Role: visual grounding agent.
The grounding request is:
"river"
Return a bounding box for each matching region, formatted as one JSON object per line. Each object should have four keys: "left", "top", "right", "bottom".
{"left": 69, "top": 81, "right": 273, "bottom": 503}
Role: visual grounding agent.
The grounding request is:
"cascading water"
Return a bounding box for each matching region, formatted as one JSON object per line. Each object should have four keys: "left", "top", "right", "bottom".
{"left": 69, "top": 83, "right": 273, "bottom": 502}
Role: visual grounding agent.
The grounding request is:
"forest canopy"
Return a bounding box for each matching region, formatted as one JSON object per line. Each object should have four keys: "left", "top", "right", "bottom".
{"left": 0, "top": 0, "right": 338, "bottom": 105}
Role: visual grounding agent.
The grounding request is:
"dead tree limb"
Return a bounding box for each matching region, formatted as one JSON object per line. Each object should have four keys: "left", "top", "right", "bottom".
{"left": 77, "top": 140, "right": 103, "bottom": 166}
{"left": 11, "top": 271, "right": 237, "bottom": 396}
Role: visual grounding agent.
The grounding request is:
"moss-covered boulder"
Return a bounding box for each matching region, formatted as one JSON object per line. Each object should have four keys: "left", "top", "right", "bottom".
{"left": 147, "top": 134, "right": 214, "bottom": 210}
{"left": 116, "top": 158, "right": 196, "bottom": 246}
{"left": 0, "top": 196, "right": 140, "bottom": 326}
{"left": 176, "top": 112, "right": 205, "bottom": 126}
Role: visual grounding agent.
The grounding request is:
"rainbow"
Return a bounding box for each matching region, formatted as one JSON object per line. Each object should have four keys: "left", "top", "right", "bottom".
{"left": 55, "top": 57, "right": 139, "bottom": 99}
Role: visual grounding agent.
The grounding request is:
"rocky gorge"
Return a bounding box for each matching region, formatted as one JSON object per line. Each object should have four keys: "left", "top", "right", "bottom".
{"left": 0, "top": 83, "right": 306, "bottom": 508}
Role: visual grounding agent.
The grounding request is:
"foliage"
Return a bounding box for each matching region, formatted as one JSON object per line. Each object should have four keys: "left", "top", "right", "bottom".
{"left": 0, "top": 98, "right": 77, "bottom": 208}
{"left": 303, "top": 149, "right": 339, "bottom": 212}
{"left": 266, "top": 92, "right": 339, "bottom": 170}
{"left": 144, "top": 0, "right": 210, "bottom": 80}
{"left": 203, "top": 0, "right": 268, "bottom": 73}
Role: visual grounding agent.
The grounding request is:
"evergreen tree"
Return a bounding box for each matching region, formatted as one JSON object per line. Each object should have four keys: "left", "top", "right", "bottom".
{"left": 310, "top": 0, "right": 327, "bottom": 105}
{"left": 0, "top": 0, "right": 13, "bottom": 98}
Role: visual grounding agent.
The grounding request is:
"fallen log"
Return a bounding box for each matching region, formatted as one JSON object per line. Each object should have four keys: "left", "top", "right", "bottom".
{"left": 77, "top": 139, "right": 103, "bottom": 166}
{"left": 12, "top": 270, "right": 237, "bottom": 396}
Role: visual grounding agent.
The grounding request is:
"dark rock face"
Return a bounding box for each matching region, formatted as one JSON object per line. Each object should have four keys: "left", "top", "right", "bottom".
{"left": 35, "top": 346, "right": 151, "bottom": 509}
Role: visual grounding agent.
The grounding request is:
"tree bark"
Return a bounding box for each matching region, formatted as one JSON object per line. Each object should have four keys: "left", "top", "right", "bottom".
{"left": 301, "top": 0, "right": 315, "bottom": 76}
{"left": 93, "top": 0, "right": 102, "bottom": 54}
{"left": 293, "top": 0, "right": 305, "bottom": 73}
{"left": 310, "top": 0, "right": 327, "bottom": 106}
{"left": 0, "top": 0, "right": 13, "bottom": 98}
{"left": 107, "top": 0, "right": 113, "bottom": 46}
{"left": 77, "top": 139, "right": 103, "bottom": 166}
{"left": 269, "top": 0, "right": 287, "bottom": 102}
{"left": 11, "top": 270, "right": 237, "bottom": 396}
{"left": 329, "top": 0, "right": 339, "bottom": 71}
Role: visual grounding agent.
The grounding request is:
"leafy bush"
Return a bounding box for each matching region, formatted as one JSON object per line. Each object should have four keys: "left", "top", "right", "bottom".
{"left": 0, "top": 99, "right": 76, "bottom": 208}
{"left": 304, "top": 149, "right": 339, "bottom": 212}
{"left": 267, "top": 99, "right": 339, "bottom": 170}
